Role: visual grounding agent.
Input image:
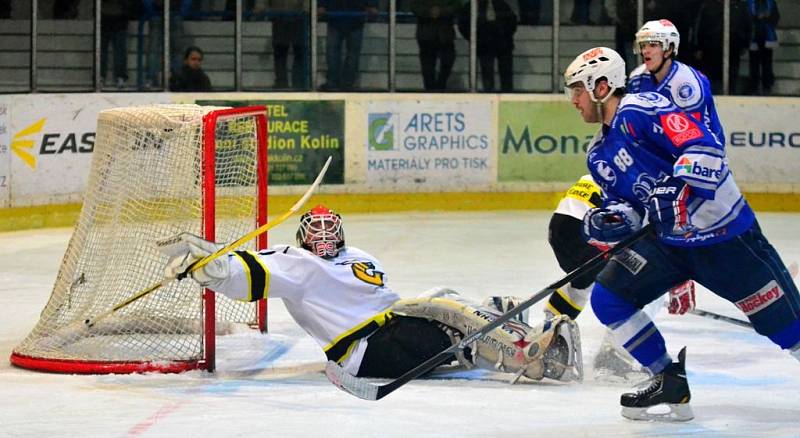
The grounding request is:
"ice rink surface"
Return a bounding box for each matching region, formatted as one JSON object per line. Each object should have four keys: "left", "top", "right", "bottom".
{"left": 1, "top": 210, "right": 799, "bottom": 437}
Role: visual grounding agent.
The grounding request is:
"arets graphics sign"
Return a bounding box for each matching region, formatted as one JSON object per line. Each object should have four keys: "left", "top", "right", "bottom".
{"left": 366, "top": 100, "right": 493, "bottom": 189}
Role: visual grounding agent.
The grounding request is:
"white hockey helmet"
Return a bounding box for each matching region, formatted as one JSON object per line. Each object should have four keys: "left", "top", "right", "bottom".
{"left": 296, "top": 204, "right": 345, "bottom": 259}
{"left": 563, "top": 47, "right": 626, "bottom": 102}
{"left": 635, "top": 19, "right": 680, "bottom": 56}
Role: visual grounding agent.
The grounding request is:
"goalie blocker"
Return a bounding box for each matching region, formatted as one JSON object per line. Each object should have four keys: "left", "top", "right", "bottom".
{"left": 386, "top": 289, "right": 583, "bottom": 383}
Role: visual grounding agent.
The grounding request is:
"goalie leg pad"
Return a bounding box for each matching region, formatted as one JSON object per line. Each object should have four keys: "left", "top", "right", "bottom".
{"left": 539, "top": 317, "right": 583, "bottom": 382}
{"left": 392, "top": 297, "right": 583, "bottom": 382}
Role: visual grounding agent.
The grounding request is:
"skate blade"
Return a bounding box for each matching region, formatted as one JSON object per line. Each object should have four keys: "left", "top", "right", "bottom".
{"left": 621, "top": 403, "right": 694, "bottom": 422}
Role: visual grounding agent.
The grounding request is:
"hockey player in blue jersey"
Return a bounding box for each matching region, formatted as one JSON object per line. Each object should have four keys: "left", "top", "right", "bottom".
{"left": 540, "top": 19, "right": 717, "bottom": 384}
{"left": 563, "top": 46, "right": 800, "bottom": 422}
{"left": 628, "top": 19, "right": 724, "bottom": 145}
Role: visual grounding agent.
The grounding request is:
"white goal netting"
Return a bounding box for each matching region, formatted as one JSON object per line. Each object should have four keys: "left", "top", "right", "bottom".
{"left": 11, "top": 105, "right": 267, "bottom": 373}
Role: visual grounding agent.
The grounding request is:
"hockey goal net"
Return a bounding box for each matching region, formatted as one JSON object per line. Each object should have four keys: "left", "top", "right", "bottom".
{"left": 10, "top": 105, "right": 268, "bottom": 374}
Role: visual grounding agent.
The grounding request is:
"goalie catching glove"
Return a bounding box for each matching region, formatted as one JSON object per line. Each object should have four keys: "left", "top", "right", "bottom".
{"left": 393, "top": 290, "right": 583, "bottom": 383}
{"left": 156, "top": 233, "right": 229, "bottom": 286}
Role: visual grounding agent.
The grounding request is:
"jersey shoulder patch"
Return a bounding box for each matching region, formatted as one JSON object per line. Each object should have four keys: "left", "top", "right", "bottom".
{"left": 659, "top": 112, "right": 704, "bottom": 147}
{"left": 669, "top": 63, "right": 704, "bottom": 109}
{"left": 619, "top": 92, "right": 672, "bottom": 112}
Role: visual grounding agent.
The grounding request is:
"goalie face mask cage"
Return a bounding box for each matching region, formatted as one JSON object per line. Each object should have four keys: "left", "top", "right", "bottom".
{"left": 296, "top": 205, "right": 345, "bottom": 259}
{"left": 10, "top": 105, "right": 269, "bottom": 374}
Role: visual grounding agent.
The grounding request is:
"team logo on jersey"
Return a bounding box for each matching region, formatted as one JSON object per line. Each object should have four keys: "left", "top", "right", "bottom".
{"left": 368, "top": 112, "right": 397, "bottom": 151}
{"left": 340, "top": 260, "right": 385, "bottom": 286}
{"left": 674, "top": 157, "right": 693, "bottom": 174}
{"left": 595, "top": 160, "right": 616, "bottom": 184}
{"left": 678, "top": 83, "right": 694, "bottom": 100}
{"left": 673, "top": 154, "right": 722, "bottom": 180}
{"left": 736, "top": 281, "right": 784, "bottom": 316}
{"left": 660, "top": 113, "right": 703, "bottom": 147}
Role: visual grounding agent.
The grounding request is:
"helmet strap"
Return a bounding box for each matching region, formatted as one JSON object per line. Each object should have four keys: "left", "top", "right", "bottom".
{"left": 589, "top": 85, "right": 618, "bottom": 125}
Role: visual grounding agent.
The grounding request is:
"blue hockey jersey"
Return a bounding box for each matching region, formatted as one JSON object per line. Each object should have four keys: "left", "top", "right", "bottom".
{"left": 628, "top": 60, "right": 724, "bottom": 146}
{"left": 587, "top": 92, "right": 755, "bottom": 247}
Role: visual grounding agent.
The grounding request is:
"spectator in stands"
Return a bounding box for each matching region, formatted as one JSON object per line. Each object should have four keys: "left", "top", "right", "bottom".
{"left": 169, "top": 46, "right": 212, "bottom": 92}
{"left": 571, "top": 0, "right": 591, "bottom": 25}
{"left": 747, "top": 0, "right": 779, "bottom": 95}
{"left": 268, "top": 0, "right": 309, "bottom": 90}
{"left": 0, "top": 0, "right": 10, "bottom": 19}
{"left": 318, "top": 0, "right": 379, "bottom": 91}
{"left": 458, "top": 0, "right": 517, "bottom": 92}
{"left": 692, "top": 0, "right": 751, "bottom": 94}
{"left": 410, "top": 0, "right": 460, "bottom": 91}
{"left": 607, "top": 0, "right": 638, "bottom": 72}
{"left": 224, "top": 0, "right": 257, "bottom": 20}
{"left": 54, "top": 0, "right": 79, "bottom": 19}
{"left": 101, "top": 0, "right": 134, "bottom": 89}
{"left": 517, "top": 0, "right": 541, "bottom": 25}
{"left": 143, "top": 0, "right": 193, "bottom": 90}
{"left": 642, "top": 0, "right": 702, "bottom": 68}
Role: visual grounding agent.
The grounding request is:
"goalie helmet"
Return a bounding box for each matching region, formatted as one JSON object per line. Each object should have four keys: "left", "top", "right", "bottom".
{"left": 635, "top": 19, "right": 680, "bottom": 56}
{"left": 296, "top": 204, "right": 345, "bottom": 259}
{"left": 563, "top": 47, "right": 626, "bottom": 102}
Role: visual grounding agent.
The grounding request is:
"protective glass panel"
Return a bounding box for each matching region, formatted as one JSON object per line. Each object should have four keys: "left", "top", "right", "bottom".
{"left": 317, "top": 1, "right": 387, "bottom": 91}
{"left": 0, "top": 0, "right": 32, "bottom": 92}
{"left": 39, "top": 0, "right": 95, "bottom": 91}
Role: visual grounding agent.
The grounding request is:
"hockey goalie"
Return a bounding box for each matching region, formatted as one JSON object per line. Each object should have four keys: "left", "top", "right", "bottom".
{"left": 160, "top": 204, "right": 582, "bottom": 384}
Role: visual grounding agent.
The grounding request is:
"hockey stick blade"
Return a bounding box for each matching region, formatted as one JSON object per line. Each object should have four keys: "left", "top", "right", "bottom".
{"left": 326, "top": 224, "right": 655, "bottom": 400}
{"left": 84, "top": 156, "right": 333, "bottom": 328}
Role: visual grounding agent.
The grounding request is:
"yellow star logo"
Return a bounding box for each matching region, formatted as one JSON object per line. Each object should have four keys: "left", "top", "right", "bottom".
{"left": 11, "top": 118, "right": 45, "bottom": 169}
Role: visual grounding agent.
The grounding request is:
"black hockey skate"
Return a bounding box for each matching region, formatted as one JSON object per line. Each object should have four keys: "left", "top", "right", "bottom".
{"left": 620, "top": 347, "right": 693, "bottom": 422}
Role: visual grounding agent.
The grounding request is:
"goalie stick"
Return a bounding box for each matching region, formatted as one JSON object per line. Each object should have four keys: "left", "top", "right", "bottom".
{"left": 325, "top": 224, "right": 656, "bottom": 401}
{"left": 84, "top": 156, "right": 333, "bottom": 328}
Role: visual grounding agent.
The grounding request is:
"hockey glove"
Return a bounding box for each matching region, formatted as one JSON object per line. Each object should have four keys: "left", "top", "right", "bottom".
{"left": 156, "top": 232, "right": 229, "bottom": 286}
{"left": 647, "top": 176, "right": 692, "bottom": 236}
{"left": 668, "top": 280, "right": 696, "bottom": 315}
{"left": 581, "top": 202, "right": 642, "bottom": 251}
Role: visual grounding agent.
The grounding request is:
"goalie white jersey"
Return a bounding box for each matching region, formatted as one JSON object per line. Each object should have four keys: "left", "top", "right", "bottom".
{"left": 206, "top": 245, "right": 400, "bottom": 370}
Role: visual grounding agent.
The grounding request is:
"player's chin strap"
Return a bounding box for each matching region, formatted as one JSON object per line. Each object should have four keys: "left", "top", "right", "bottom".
{"left": 591, "top": 86, "right": 617, "bottom": 126}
